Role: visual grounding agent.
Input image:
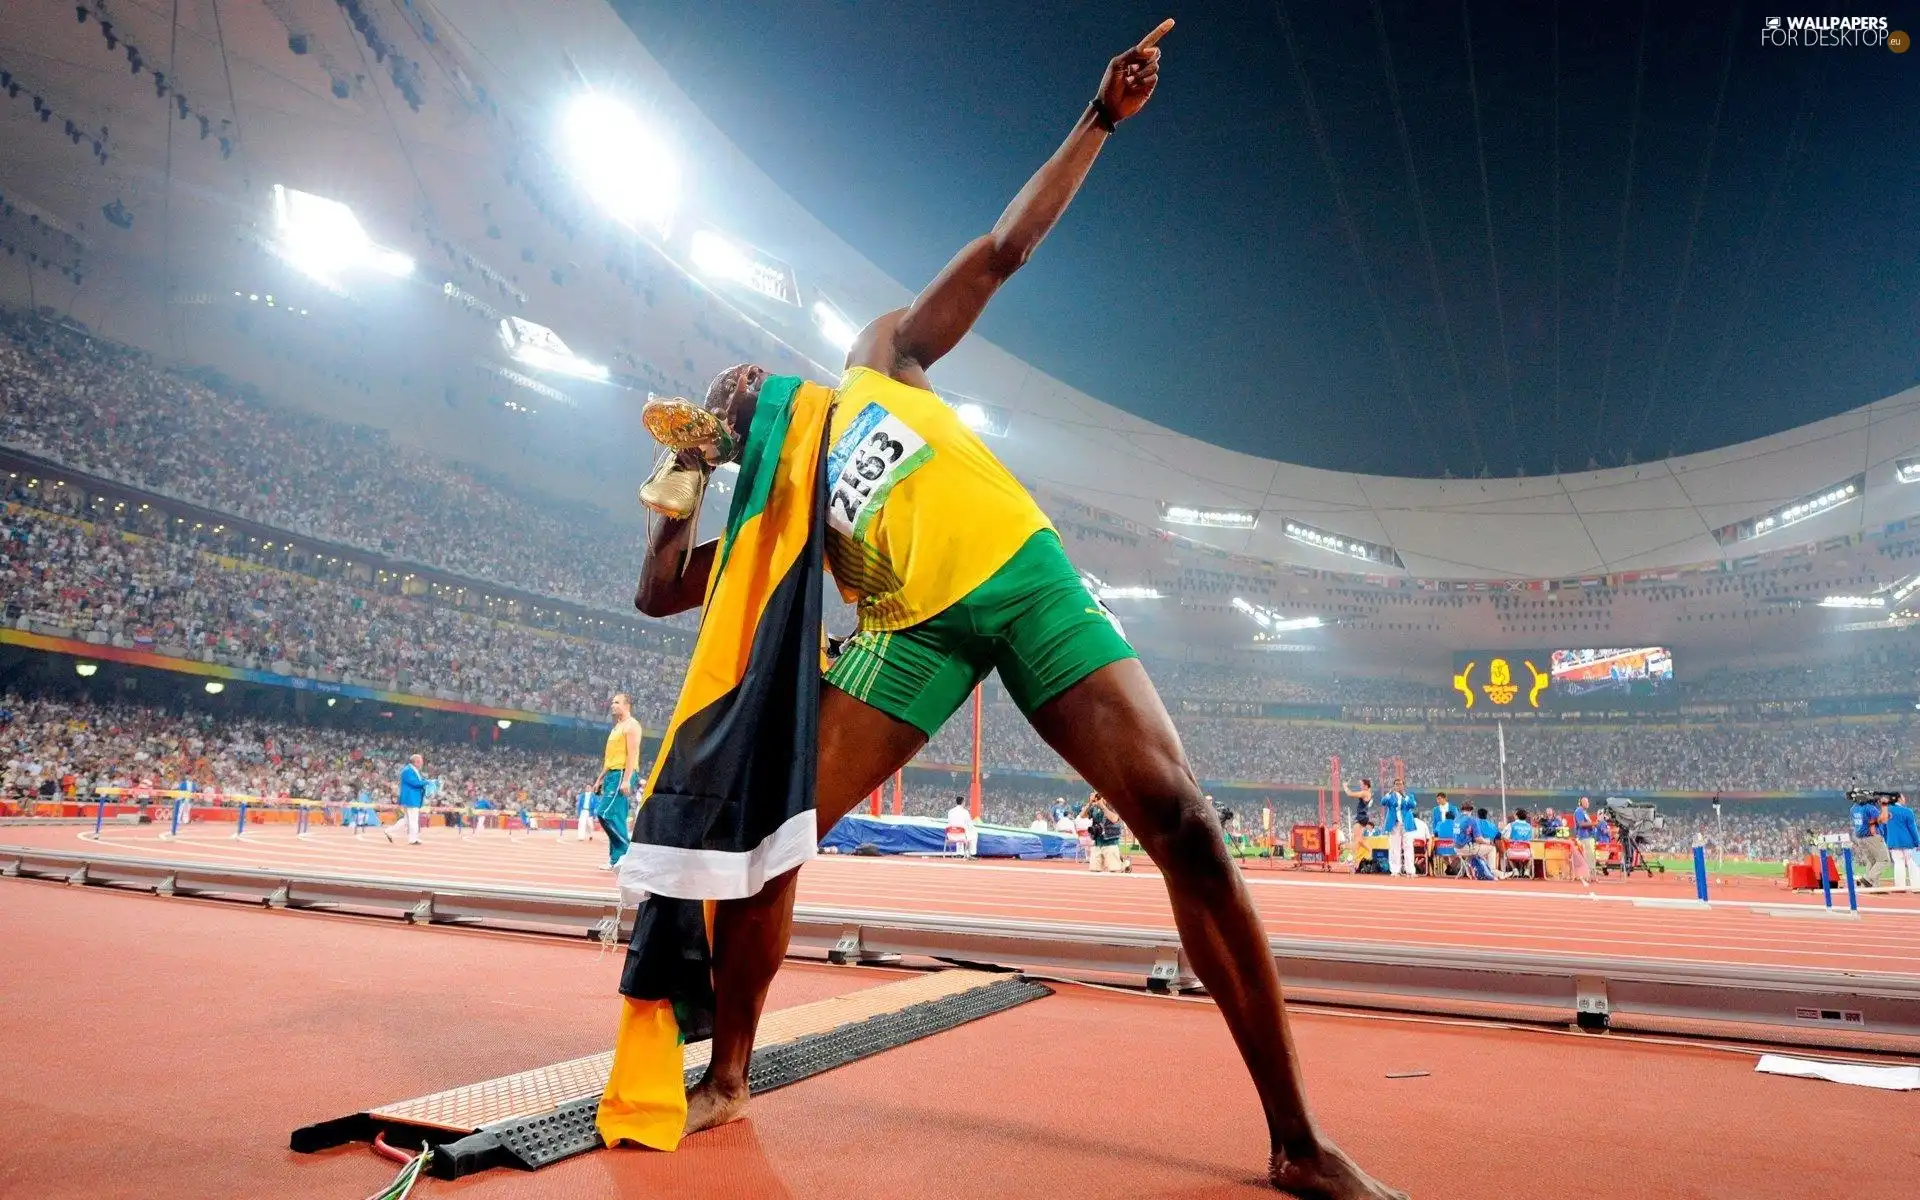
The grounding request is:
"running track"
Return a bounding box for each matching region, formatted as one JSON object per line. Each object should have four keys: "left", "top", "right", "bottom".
{"left": 6, "top": 823, "right": 1919, "bottom": 977}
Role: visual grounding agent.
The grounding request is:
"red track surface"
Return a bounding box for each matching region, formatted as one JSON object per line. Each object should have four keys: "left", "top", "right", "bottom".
{"left": 8, "top": 823, "right": 1920, "bottom": 976}
{"left": 4, "top": 879, "right": 1916, "bottom": 1200}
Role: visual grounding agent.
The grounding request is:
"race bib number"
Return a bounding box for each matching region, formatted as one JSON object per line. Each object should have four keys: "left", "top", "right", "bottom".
{"left": 826, "top": 403, "right": 931, "bottom": 539}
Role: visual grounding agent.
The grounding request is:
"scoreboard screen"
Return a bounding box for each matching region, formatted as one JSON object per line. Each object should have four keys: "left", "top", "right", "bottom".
{"left": 1452, "top": 646, "right": 1676, "bottom": 711}
{"left": 1550, "top": 646, "right": 1674, "bottom": 700}
{"left": 1451, "top": 650, "right": 1552, "bottom": 711}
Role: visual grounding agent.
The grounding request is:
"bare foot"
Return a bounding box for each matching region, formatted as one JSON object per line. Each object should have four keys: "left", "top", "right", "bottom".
{"left": 683, "top": 1076, "right": 749, "bottom": 1135}
{"left": 1271, "top": 1139, "right": 1408, "bottom": 1200}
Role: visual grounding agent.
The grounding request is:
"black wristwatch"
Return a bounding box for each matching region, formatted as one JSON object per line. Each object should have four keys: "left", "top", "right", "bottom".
{"left": 1088, "top": 98, "right": 1118, "bottom": 133}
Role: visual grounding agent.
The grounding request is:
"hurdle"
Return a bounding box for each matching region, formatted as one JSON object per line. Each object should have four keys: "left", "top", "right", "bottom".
{"left": 291, "top": 968, "right": 1052, "bottom": 1179}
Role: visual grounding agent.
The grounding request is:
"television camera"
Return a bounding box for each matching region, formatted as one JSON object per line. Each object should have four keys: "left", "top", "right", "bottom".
{"left": 1602, "top": 797, "right": 1665, "bottom": 878}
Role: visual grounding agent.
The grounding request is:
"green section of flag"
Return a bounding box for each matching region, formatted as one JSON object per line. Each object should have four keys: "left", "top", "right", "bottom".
{"left": 716, "top": 375, "right": 802, "bottom": 577}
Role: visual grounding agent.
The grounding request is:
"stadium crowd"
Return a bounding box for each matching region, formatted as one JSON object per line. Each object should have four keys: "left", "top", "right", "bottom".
{"left": 914, "top": 699, "right": 1911, "bottom": 794}
{"left": 4, "top": 485, "right": 1910, "bottom": 791}
{"left": 6, "top": 302, "right": 1920, "bottom": 809}
{"left": 0, "top": 308, "right": 646, "bottom": 612}
{"left": 1, "top": 503, "right": 685, "bottom": 721}
{"left": 5, "top": 484, "right": 1915, "bottom": 795}
{"left": 0, "top": 693, "right": 1841, "bottom": 860}
{"left": 0, "top": 693, "right": 595, "bottom": 812}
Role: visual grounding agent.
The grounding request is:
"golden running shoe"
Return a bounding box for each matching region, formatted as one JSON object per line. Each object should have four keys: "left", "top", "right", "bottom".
{"left": 637, "top": 453, "right": 708, "bottom": 519}
{"left": 641, "top": 396, "right": 736, "bottom": 464}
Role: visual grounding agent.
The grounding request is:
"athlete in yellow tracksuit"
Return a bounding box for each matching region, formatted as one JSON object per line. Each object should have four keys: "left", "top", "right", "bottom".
{"left": 595, "top": 693, "right": 643, "bottom": 868}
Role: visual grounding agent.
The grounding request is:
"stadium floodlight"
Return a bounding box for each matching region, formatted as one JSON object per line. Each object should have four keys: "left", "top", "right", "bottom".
{"left": 561, "top": 92, "right": 678, "bottom": 237}
{"left": 689, "top": 228, "right": 754, "bottom": 285}
{"left": 271, "top": 184, "right": 413, "bottom": 287}
{"left": 686, "top": 226, "right": 801, "bottom": 304}
{"left": 1232, "top": 596, "right": 1322, "bottom": 632}
{"left": 497, "top": 317, "right": 608, "bottom": 382}
{"left": 1751, "top": 483, "right": 1858, "bottom": 534}
{"left": 74, "top": 662, "right": 98, "bottom": 677}
{"left": 496, "top": 719, "right": 512, "bottom": 730}
{"left": 1282, "top": 519, "right": 1404, "bottom": 568}
{"left": 1897, "top": 456, "right": 1920, "bottom": 484}
{"left": 1716, "top": 474, "right": 1865, "bottom": 544}
{"left": 203, "top": 681, "right": 225, "bottom": 694}
{"left": 812, "top": 297, "right": 859, "bottom": 354}
{"left": 511, "top": 345, "right": 608, "bottom": 382}
{"left": 1819, "top": 594, "right": 1886, "bottom": 609}
{"left": 942, "top": 392, "right": 1009, "bottom": 438}
{"left": 1161, "top": 503, "right": 1258, "bottom": 530}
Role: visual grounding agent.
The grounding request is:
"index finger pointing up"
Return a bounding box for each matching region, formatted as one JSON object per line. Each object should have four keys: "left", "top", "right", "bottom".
{"left": 1138, "top": 18, "right": 1175, "bottom": 50}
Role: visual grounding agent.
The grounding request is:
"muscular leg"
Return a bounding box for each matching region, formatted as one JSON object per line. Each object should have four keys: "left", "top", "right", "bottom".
{"left": 683, "top": 682, "right": 926, "bottom": 1134}
{"left": 1027, "top": 659, "right": 1404, "bottom": 1200}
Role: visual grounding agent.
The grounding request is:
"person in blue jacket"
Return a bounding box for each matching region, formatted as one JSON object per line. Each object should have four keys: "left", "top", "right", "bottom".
{"left": 395, "top": 754, "right": 427, "bottom": 845}
{"left": 1503, "top": 809, "right": 1535, "bottom": 878}
{"left": 1849, "top": 790, "right": 1889, "bottom": 888}
{"left": 575, "top": 788, "right": 597, "bottom": 842}
{"left": 1379, "top": 787, "right": 1419, "bottom": 877}
{"left": 1429, "top": 804, "right": 1460, "bottom": 877}
{"left": 1882, "top": 794, "right": 1918, "bottom": 890}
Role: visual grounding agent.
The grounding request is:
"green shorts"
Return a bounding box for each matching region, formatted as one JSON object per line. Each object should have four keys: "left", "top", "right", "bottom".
{"left": 825, "top": 530, "right": 1136, "bottom": 736}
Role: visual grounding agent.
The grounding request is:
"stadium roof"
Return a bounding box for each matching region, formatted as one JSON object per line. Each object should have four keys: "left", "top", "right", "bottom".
{"left": 5, "top": 0, "right": 1919, "bottom": 587}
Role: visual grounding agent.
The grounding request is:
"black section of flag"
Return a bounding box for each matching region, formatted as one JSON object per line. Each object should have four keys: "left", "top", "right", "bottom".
{"left": 627, "top": 510, "right": 823, "bottom": 854}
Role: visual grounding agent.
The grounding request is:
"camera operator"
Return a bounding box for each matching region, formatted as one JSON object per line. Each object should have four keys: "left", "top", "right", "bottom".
{"left": 1082, "top": 792, "right": 1129, "bottom": 873}
{"left": 1848, "top": 789, "right": 1889, "bottom": 888}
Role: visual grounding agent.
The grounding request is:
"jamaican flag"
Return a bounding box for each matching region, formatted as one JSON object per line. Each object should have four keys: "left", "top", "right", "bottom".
{"left": 597, "top": 375, "right": 831, "bottom": 1152}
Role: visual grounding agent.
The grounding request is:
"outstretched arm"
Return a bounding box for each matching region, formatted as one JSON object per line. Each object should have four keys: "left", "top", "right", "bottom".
{"left": 850, "top": 20, "right": 1171, "bottom": 379}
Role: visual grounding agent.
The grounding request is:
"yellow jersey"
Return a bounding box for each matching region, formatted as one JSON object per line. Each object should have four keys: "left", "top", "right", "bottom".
{"left": 604, "top": 718, "right": 642, "bottom": 772}
{"left": 825, "top": 367, "right": 1052, "bottom": 630}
